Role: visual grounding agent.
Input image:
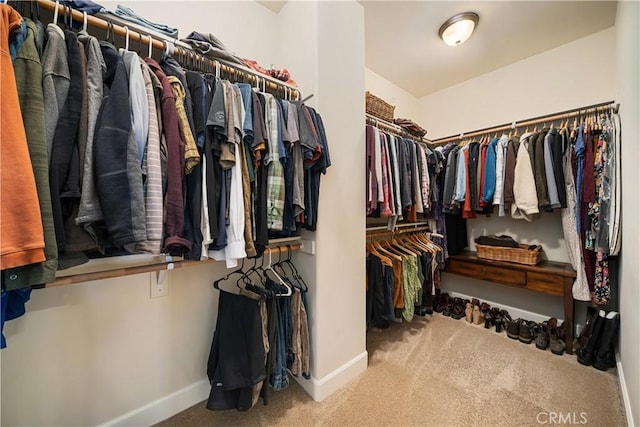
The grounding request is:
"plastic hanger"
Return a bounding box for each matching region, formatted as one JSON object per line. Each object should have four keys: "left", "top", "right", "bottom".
{"left": 52, "top": 1, "right": 60, "bottom": 27}
{"left": 263, "top": 248, "right": 292, "bottom": 297}
{"left": 123, "top": 26, "right": 130, "bottom": 51}
{"left": 147, "top": 35, "right": 153, "bottom": 58}
{"left": 281, "top": 245, "right": 308, "bottom": 292}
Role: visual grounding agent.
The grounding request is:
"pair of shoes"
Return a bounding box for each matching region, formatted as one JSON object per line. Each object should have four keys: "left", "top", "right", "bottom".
{"left": 451, "top": 298, "right": 467, "bottom": 320}
{"left": 535, "top": 318, "right": 558, "bottom": 350}
{"left": 507, "top": 318, "right": 536, "bottom": 343}
{"left": 507, "top": 318, "right": 520, "bottom": 340}
{"left": 577, "top": 310, "right": 619, "bottom": 370}
{"left": 434, "top": 292, "right": 449, "bottom": 313}
{"left": 465, "top": 303, "right": 473, "bottom": 323}
{"left": 576, "top": 306, "right": 597, "bottom": 350}
{"left": 549, "top": 322, "right": 566, "bottom": 356}
{"left": 499, "top": 310, "right": 512, "bottom": 333}
{"left": 519, "top": 320, "right": 537, "bottom": 344}
{"left": 492, "top": 308, "right": 504, "bottom": 333}
{"left": 465, "top": 303, "right": 484, "bottom": 325}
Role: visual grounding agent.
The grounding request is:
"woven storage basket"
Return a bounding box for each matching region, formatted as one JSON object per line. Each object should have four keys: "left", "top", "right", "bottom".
{"left": 475, "top": 243, "right": 543, "bottom": 266}
{"left": 366, "top": 91, "right": 395, "bottom": 122}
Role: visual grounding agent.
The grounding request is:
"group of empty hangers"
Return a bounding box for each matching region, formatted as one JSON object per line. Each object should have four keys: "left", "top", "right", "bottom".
{"left": 213, "top": 245, "right": 307, "bottom": 300}
{"left": 366, "top": 231, "right": 441, "bottom": 267}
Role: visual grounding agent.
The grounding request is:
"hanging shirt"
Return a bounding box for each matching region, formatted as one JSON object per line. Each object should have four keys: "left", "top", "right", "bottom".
{"left": 374, "top": 127, "right": 384, "bottom": 204}
{"left": 544, "top": 130, "right": 561, "bottom": 209}
{"left": 493, "top": 135, "right": 508, "bottom": 215}
{"left": 379, "top": 133, "right": 393, "bottom": 216}
{"left": 120, "top": 49, "right": 149, "bottom": 164}
{"left": 481, "top": 137, "right": 498, "bottom": 206}
{"left": 168, "top": 76, "right": 200, "bottom": 174}
{"left": 418, "top": 144, "right": 430, "bottom": 211}
{"left": 2, "top": 14, "right": 50, "bottom": 284}
{"left": 42, "top": 23, "right": 69, "bottom": 159}
{"left": 454, "top": 145, "right": 468, "bottom": 202}
{"left": 263, "top": 93, "right": 285, "bottom": 231}
{"left": 511, "top": 132, "right": 539, "bottom": 221}
{"left": 135, "top": 60, "right": 163, "bottom": 255}
{"left": 76, "top": 31, "right": 105, "bottom": 232}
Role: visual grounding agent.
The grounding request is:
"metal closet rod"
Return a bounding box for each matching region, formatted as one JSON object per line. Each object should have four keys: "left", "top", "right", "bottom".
{"left": 366, "top": 225, "right": 432, "bottom": 239}
{"left": 36, "top": 0, "right": 301, "bottom": 97}
{"left": 366, "top": 113, "right": 433, "bottom": 144}
{"left": 432, "top": 100, "right": 617, "bottom": 145}
{"left": 48, "top": 244, "right": 302, "bottom": 288}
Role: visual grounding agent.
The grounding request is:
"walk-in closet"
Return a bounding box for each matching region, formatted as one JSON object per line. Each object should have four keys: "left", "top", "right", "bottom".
{"left": 1, "top": 1, "right": 638, "bottom": 426}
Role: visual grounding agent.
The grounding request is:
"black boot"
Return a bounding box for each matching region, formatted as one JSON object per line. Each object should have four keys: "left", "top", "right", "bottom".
{"left": 593, "top": 312, "right": 619, "bottom": 371}
{"left": 577, "top": 310, "right": 605, "bottom": 366}
{"left": 576, "top": 306, "right": 598, "bottom": 350}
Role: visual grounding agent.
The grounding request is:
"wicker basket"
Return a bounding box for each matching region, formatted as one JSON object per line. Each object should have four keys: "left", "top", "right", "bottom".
{"left": 475, "top": 243, "right": 543, "bottom": 266}
{"left": 366, "top": 91, "right": 395, "bottom": 122}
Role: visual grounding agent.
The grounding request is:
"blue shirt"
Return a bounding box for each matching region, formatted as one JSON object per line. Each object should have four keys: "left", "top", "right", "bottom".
{"left": 482, "top": 138, "right": 499, "bottom": 204}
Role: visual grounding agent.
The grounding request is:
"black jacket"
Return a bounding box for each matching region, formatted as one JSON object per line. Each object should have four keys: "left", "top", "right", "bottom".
{"left": 94, "top": 42, "right": 146, "bottom": 248}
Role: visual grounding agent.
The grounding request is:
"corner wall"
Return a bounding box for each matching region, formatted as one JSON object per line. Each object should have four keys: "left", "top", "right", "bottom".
{"left": 415, "top": 27, "right": 616, "bottom": 323}
{"left": 279, "top": 0, "right": 368, "bottom": 401}
{"left": 615, "top": 1, "right": 640, "bottom": 425}
{"left": 366, "top": 68, "right": 418, "bottom": 119}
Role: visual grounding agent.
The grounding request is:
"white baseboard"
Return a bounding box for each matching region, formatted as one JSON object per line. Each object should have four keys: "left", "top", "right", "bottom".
{"left": 97, "top": 352, "right": 368, "bottom": 426}
{"left": 293, "top": 351, "right": 368, "bottom": 402}
{"left": 98, "top": 379, "right": 210, "bottom": 427}
{"left": 616, "top": 353, "right": 636, "bottom": 427}
{"left": 447, "top": 291, "right": 563, "bottom": 325}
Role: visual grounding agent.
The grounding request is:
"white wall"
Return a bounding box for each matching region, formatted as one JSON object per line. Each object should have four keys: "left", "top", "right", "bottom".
{"left": 365, "top": 68, "right": 418, "bottom": 119}
{"left": 101, "top": 1, "right": 283, "bottom": 67}
{"left": 279, "top": 0, "right": 368, "bottom": 400}
{"left": 1, "top": 264, "right": 222, "bottom": 426}
{"left": 416, "top": 27, "right": 616, "bottom": 322}
{"left": 418, "top": 27, "right": 616, "bottom": 140}
{"left": 615, "top": 2, "right": 640, "bottom": 425}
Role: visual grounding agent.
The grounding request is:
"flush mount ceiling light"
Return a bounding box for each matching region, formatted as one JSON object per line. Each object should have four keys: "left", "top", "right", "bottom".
{"left": 438, "top": 12, "right": 479, "bottom": 47}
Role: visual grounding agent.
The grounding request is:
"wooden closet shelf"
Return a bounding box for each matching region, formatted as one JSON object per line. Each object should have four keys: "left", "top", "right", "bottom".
{"left": 49, "top": 244, "right": 302, "bottom": 288}
{"left": 444, "top": 251, "right": 576, "bottom": 354}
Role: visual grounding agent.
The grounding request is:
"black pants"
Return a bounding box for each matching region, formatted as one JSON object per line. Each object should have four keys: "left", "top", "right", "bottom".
{"left": 207, "top": 291, "right": 265, "bottom": 411}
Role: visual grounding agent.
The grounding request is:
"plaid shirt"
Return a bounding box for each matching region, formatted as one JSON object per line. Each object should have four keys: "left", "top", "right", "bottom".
{"left": 263, "top": 93, "right": 285, "bottom": 231}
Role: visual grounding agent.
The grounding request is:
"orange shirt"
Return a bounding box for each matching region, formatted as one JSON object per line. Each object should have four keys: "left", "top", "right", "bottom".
{"left": 1, "top": 5, "right": 45, "bottom": 269}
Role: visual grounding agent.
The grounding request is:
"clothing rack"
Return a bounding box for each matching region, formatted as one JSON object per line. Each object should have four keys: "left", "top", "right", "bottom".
{"left": 366, "top": 113, "right": 433, "bottom": 145}
{"left": 432, "top": 100, "right": 617, "bottom": 145}
{"left": 48, "top": 244, "right": 302, "bottom": 287}
{"left": 366, "top": 225, "right": 439, "bottom": 240}
{"left": 35, "top": 0, "right": 301, "bottom": 98}
{"left": 366, "top": 221, "right": 431, "bottom": 232}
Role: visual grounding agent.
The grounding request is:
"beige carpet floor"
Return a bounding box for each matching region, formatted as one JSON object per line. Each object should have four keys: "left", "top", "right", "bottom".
{"left": 155, "top": 314, "right": 626, "bottom": 427}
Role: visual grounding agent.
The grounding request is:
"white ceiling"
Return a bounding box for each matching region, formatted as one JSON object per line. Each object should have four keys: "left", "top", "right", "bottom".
{"left": 363, "top": 1, "right": 617, "bottom": 98}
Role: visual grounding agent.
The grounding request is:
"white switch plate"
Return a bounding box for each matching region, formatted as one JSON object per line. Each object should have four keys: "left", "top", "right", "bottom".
{"left": 150, "top": 270, "right": 170, "bottom": 298}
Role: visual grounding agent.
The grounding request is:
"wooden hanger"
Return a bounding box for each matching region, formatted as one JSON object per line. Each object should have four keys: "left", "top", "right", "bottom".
{"left": 367, "top": 241, "right": 392, "bottom": 266}
{"left": 373, "top": 240, "right": 402, "bottom": 262}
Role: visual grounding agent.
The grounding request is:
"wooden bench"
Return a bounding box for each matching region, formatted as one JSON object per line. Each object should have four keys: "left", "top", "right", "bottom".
{"left": 445, "top": 251, "right": 577, "bottom": 354}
